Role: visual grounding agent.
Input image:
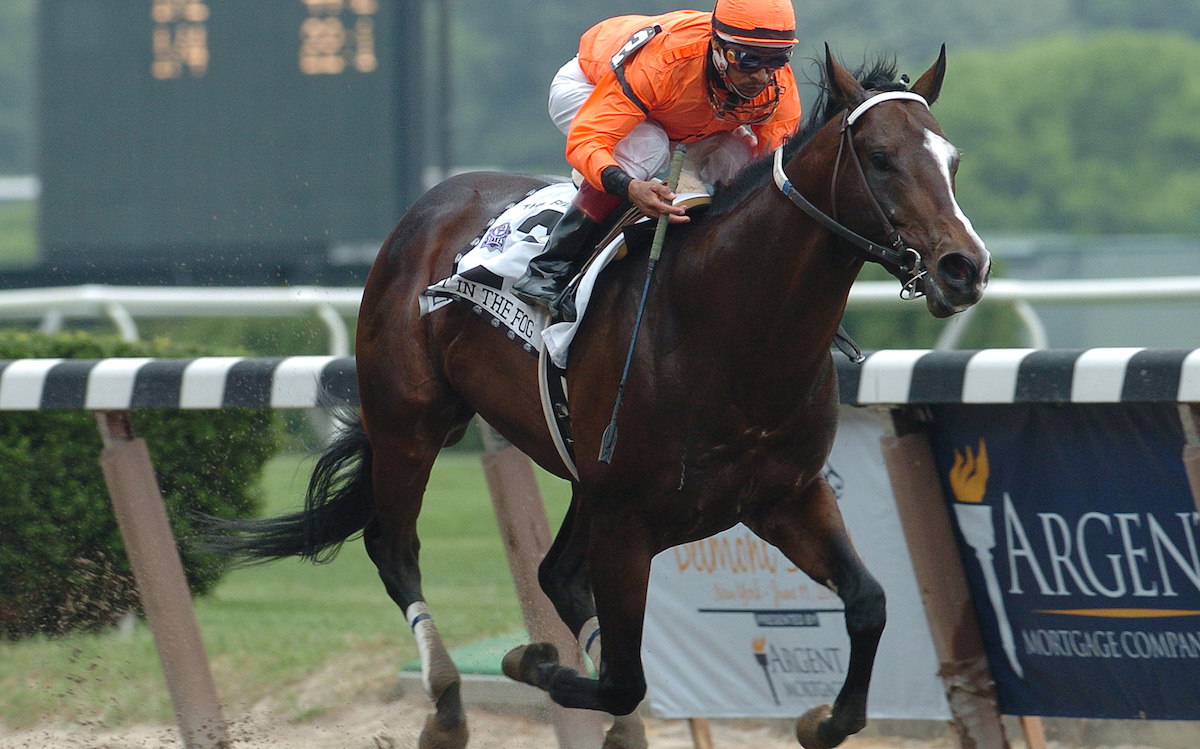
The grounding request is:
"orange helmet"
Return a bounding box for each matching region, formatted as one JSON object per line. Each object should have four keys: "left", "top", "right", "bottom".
{"left": 712, "top": 0, "right": 798, "bottom": 49}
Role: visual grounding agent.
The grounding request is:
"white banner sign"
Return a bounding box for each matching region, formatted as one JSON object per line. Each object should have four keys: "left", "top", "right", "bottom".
{"left": 642, "top": 406, "right": 951, "bottom": 720}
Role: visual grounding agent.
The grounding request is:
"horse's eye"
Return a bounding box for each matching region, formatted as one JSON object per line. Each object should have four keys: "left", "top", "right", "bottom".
{"left": 869, "top": 152, "right": 891, "bottom": 171}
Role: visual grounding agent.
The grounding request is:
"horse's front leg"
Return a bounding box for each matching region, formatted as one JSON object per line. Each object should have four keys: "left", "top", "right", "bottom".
{"left": 504, "top": 509, "right": 653, "bottom": 718}
{"left": 747, "top": 476, "right": 886, "bottom": 749}
{"left": 535, "top": 496, "right": 648, "bottom": 749}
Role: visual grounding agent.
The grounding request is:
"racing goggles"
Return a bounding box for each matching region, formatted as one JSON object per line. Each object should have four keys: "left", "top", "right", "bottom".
{"left": 723, "top": 43, "right": 793, "bottom": 72}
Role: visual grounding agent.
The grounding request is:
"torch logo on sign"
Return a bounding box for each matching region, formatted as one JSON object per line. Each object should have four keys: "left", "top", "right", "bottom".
{"left": 752, "top": 637, "right": 780, "bottom": 705}
{"left": 950, "top": 440, "right": 1024, "bottom": 678}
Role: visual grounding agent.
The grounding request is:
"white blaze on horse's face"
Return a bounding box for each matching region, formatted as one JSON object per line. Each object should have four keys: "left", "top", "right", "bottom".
{"left": 918, "top": 127, "right": 992, "bottom": 314}
{"left": 923, "top": 129, "right": 990, "bottom": 266}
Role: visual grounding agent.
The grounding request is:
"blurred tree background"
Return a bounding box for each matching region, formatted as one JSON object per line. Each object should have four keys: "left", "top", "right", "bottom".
{"left": 4, "top": 1, "right": 1200, "bottom": 352}
{"left": 6, "top": 0, "right": 1200, "bottom": 236}
{"left": 940, "top": 31, "right": 1200, "bottom": 234}
{"left": 443, "top": 0, "right": 1200, "bottom": 240}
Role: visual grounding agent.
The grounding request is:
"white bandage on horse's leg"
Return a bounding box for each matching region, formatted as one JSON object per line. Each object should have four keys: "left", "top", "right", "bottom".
{"left": 406, "top": 601, "right": 454, "bottom": 701}
{"left": 578, "top": 616, "right": 602, "bottom": 671}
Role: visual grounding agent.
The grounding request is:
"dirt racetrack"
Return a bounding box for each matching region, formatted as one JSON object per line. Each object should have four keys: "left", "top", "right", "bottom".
{"left": 0, "top": 656, "right": 1177, "bottom": 749}
{"left": 0, "top": 695, "right": 961, "bottom": 749}
{"left": 0, "top": 695, "right": 1175, "bottom": 749}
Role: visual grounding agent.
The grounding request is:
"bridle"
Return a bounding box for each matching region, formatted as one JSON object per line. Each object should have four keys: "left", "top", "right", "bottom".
{"left": 772, "top": 90, "right": 930, "bottom": 300}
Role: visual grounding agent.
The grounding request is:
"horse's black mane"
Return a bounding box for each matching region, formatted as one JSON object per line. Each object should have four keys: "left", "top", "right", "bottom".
{"left": 707, "top": 55, "right": 904, "bottom": 215}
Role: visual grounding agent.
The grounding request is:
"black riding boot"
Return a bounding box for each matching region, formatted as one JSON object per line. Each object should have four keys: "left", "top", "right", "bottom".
{"left": 511, "top": 203, "right": 601, "bottom": 318}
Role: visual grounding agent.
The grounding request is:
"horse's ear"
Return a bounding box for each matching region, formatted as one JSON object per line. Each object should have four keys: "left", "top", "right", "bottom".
{"left": 824, "top": 43, "right": 866, "bottom": 109}
{"left": 910, "top": 44, "right": 947, "bottom": 105}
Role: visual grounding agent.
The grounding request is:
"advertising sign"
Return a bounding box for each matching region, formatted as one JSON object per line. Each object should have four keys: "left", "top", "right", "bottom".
{"left": 641, "top": 407, "right": 950, "bottom": 720}
{"left": 929, "top": 403, "right": 1200, "bottom": 719}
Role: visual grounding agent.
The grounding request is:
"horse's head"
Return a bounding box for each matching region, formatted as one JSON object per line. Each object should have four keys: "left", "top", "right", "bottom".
{"left": 822, "top": 45, "right": 990, "bottom": 318}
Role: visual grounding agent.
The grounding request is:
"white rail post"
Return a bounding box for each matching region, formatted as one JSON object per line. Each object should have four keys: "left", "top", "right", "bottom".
{"left": 314, "top": 302, "right": 351, "bottom": 357}
{"left": 103, "top": 302, "right": 140, "bottom": 342}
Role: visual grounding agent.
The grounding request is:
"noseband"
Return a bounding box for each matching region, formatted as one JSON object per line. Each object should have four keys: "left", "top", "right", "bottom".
{"left": 772, "top": 90, "right": 930, "bottom": 299}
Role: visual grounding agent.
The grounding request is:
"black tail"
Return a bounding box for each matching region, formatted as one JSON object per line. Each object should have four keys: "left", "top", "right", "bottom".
{"left": 198, "top": 409, "right": 375, "bottom": 565}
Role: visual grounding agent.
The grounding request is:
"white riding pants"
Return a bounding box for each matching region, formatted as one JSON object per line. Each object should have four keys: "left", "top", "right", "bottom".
{"left": 548, "top": 56, "right": 756, "bottom": 187}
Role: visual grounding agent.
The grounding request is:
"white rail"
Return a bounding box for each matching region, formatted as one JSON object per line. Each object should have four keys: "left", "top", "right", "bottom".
{"left": 0, "top": 285, "right": 362, "bottom": 356}
{"left": 850, "top": 276, "right": 1200, "bottom": 349}
{"left": 0, "top": 176, "right": 39, "bottom": 202}
{"left": 6, "top": 277, "right": 1200, "bottom": 354}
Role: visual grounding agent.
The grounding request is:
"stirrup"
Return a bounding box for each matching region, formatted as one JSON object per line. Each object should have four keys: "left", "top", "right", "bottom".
{"left": 511, "top": 267, "right": 565, "bottom": 308}
{"left": 549, "top": 289, "right": 577, "bottom": 323}
{"left": 512, "top": 285, "right": 556, "bottom": 311}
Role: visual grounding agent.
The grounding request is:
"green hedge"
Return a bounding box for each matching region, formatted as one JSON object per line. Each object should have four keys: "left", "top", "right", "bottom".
{"left": 0, "top": 331, "right": 282, "bottom": 639}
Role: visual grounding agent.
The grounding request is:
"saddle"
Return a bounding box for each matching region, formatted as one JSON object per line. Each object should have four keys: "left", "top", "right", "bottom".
{"left": 558, "top": 193, "right": 714, "bottom": 320}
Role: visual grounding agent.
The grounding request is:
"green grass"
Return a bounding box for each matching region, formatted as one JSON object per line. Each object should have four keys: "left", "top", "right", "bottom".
{"left": 0, "top": 201, "right": 36, "bottom": 268}
{"left": 0, "top": 450, "right": 574, "bottom": 729}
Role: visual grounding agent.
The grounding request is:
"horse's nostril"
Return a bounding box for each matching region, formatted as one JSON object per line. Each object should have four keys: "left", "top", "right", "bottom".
{"left": 938, "top": 252, "right": 976, "bottom": 286}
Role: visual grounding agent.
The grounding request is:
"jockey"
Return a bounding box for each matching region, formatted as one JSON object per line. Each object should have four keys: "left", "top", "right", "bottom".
{"left": 512, "top": 0, "right": 803, "bottom": 319}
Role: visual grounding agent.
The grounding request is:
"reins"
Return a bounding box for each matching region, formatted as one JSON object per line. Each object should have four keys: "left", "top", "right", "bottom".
{"left": 772, "top": 90, "right": 930, "bottom": 299}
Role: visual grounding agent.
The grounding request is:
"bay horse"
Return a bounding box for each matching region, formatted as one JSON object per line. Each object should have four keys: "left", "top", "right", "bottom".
{"left": 208, "top": 46, "right": 987, "bottom": 749}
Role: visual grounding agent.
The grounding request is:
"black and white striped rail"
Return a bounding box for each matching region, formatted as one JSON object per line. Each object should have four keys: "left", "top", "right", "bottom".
{"left": 836, "top": 348, "right": 1200, "bottom": 405}
{"left": 2, "top": 350, "right": 1200, "bottom": 410}
{"left": 0, "top": 356, "right": 357, "bottom": 410}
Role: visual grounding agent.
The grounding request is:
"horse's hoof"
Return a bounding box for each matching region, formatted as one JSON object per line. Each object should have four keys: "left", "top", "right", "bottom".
{"left": 603, "top": 714, "right": 648, "bottom": 749}
{"left": 418, "top": 713, "right": 468, "bottom": 749}
{"left": 500, "top": 644, "right": 528, "bottom": 681}
{"left": 501, "top": 642, "right": 559, "bottom": 687}
{"left": 795, "top": 704, "right": 839, "bottom": 749}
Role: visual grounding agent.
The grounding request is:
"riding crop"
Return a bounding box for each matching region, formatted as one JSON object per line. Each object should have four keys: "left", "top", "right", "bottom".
{"left": 598, "top": 143, "right": 687, "bottom": 464}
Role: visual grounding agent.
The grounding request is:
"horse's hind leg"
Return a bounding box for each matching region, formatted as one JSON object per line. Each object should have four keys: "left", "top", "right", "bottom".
{"left": 536, "top": 495, "right": 647, "bottom": 749}
{"left": 747, "top": 477, "right": 886, "bottom": 749}
{"left": 364, "top": 423, "right": 469, "bottom": 749}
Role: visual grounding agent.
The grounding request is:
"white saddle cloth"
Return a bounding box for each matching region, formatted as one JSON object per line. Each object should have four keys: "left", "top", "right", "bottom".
{"left": 420, "top": 181, "right": 706, "bottom": 368}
